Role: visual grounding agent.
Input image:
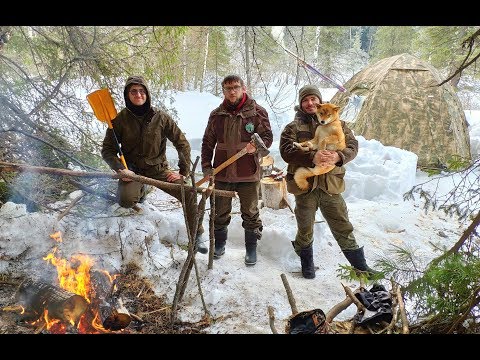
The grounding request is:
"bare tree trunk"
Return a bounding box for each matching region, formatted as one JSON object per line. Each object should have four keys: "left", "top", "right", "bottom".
{"left": 182, "top": 34, "right": 187, "bottom": 91}
{"left": 244, "top": 26, "right": 251, "bottom": 90}
{"left": 313, "top": 26, "right": 321, "bottom": 67}
{"left": 200, "top": 27, "right": 209, "bottom": 93}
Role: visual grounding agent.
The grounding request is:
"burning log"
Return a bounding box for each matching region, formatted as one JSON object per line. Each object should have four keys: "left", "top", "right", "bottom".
{"left": 16, "top": 278, "right": 88, "bottom": 326}
{"left": 89, "top": 269, "right": 131, "bottom": 331}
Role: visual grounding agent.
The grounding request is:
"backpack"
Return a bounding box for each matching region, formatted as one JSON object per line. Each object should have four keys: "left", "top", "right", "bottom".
{"left": 285, "top": 308, "right": 330, "bottom": 334}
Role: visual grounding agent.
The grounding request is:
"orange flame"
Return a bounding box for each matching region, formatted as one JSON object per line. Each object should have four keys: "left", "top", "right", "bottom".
{"left": 43, "top": 230, "right": 119, "bottom": 333}
{"left": 49, "top": 231, "right": 63, "bottom": 243}
{"left": 44, "top": 232, "right": 94, "bottom": 302}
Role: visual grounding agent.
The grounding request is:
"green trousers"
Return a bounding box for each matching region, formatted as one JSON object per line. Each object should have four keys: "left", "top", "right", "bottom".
{"left": 213, "top": 181, "right": 262, "bottom": 232}
{"left": 293, "top": 188, "right": 358, "bottom": 253}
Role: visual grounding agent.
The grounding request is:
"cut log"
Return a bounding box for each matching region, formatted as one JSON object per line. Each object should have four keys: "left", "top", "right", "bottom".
{"left": 260, "top": 177, "right": 289, "bottom": 210}
{"left": 15, "top": 278, "right": 88, "bottom": 325}
{"left": 89, "top": 269, "right": 131, "bottom": 331}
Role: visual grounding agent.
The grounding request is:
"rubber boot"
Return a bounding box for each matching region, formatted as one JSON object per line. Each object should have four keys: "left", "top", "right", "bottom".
{"left": 213, "top": 228, "right": 227, "bottom": 259}
{"left": 299, "top": 245, "right": 315, "bottom": 279}
{"left": 342, "top": 246, "right": 380, "bottom": 278}
{"left": 244, "top": 229, "right": 258, "bottom": 266}
{"left": 194, "top": 233, "right": 208, "bottom": 254}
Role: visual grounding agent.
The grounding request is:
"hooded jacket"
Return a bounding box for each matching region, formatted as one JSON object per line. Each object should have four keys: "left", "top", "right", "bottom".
{"left": 279, "top": 105, "right": 358, "bottom": 195}
{"left": 101, "top": 76, "right": 191, "bottom": 176}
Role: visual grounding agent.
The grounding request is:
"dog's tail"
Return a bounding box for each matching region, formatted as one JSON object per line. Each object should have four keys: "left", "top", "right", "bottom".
{"left": 294, "top": 165, "right": 335, "bottom": 191}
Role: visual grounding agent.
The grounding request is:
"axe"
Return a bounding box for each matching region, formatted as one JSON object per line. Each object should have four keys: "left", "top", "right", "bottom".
{"left": 196, "top": 133, "right": 269, "bottom": 187}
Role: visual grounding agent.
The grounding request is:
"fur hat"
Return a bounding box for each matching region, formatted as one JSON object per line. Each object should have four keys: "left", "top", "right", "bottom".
{"left": 298, "top": 85, "right": 322, "bottom": 105}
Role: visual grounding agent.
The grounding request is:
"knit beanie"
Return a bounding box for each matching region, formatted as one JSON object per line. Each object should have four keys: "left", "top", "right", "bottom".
{"left": 298, "top": 85, "right": 322, "bottom": 105}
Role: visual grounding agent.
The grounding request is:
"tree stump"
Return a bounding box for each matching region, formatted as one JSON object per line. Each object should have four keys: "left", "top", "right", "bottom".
{"left": 260, "top": 177, "right": 288, "bottom": 210}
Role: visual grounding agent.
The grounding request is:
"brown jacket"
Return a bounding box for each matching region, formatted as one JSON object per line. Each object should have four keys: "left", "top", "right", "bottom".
{"left": 101, "top": 77, "right": 191, "bottom": 176}
{"left": 201, "top": 95, "right": 272, "bottom": 182}
{"left": 279, "top": 107, "right": 358, "bottom": 195}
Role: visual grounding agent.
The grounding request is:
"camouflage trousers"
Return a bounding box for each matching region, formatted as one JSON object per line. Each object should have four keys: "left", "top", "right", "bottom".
{"left": 293, "top": 188, "right": 358, "bottom": 253}
{"left": 212, "top": 181, "right": 262, "bottom": 232}
{"left": 117, "top": 167, "right": 204, "bottom": 237}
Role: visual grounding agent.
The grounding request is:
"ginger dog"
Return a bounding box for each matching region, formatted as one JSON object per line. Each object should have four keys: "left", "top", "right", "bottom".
{"left": 293, "top": 103, "right": 346, "bottom": 191}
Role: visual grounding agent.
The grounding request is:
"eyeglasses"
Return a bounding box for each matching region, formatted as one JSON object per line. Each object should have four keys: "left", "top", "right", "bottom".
{"left": 129, "top": 88, "right": 146, "bottom": 95}
{"left": 223, "top": 85, "right": 242, "bottom": 92}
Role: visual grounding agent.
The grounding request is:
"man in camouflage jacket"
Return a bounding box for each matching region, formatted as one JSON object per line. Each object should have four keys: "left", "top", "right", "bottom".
{"left": 279, "top": 85, "right": 378, "bottom": 279}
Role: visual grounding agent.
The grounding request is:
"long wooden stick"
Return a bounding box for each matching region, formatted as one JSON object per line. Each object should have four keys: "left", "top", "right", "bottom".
{"left": 0, "top": 161, "right": 236, "bottom": 198}
{"left": 280, "top": 273, "right": 298, "bottom": 315}
{"left": 396, "top": 286, "right": 410, "bottom": 334}
{"left": 326, "top": 296, "right": 353, "bottom": 323}
{"left": 267, "top": 305, "right": 279, "bottom": 334}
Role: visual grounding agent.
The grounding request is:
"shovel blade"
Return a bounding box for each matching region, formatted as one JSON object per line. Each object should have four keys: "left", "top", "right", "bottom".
{"left": 87, "top": 89, "right": 117, "bottom": 124}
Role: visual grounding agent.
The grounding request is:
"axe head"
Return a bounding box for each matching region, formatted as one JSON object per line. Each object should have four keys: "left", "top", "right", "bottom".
{"left": 250, "top": 133, "right": 270, "bottom": 157}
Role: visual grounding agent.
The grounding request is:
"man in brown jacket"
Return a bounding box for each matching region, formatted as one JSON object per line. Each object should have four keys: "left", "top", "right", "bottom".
{"left": 101, "top": 75, "right": 207, "bottom": 254}
{"left": 279, "top": 85, "right": 378, "bottom": 279}
{"left": 201, "top": 75, "right": 273, "bottom": 266}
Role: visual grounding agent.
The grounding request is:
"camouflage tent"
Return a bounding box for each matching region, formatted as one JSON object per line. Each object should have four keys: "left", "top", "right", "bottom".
{"left": 330, "top": 53, "right": 471, "bottom": 169}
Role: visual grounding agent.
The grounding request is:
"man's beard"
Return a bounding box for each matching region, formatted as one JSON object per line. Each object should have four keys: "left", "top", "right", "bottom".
{"left": 227, "top": 98, "right": 241, "bottom": 106}
{"left": 225, "top": 98, "right": 241, "bottom": 111}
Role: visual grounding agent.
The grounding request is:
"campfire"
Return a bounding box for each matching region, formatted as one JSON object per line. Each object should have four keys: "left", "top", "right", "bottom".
{"left": 13, "top": 231, "right": 131, "bottom": 333}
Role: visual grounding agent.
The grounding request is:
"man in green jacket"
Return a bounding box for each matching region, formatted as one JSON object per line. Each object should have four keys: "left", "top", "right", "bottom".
{"left": 279, "top": 85, "right": 378, "bottom": 279}
{"left": 101, "top": 75, "right": 207, "bottom": 254}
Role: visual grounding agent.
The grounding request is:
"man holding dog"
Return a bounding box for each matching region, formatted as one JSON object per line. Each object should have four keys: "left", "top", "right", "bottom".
{"left": 201, "top": 74, "right": 273, "bottom": 266}
{"left": 279, "top": 85, "right": 378, "bottom": 279}
{"left": 101, "top": 75, "right": 208, "bottom": 254}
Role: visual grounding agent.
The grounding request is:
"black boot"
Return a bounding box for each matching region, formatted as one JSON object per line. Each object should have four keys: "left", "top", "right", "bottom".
{"left": 342, "top": 246, "right": 380, "bottom": 278}
{"left": 299, "top": 246, "right": 316, "bottom": 279}
{"left": 213, "top": 228, "right": 227, "bottom": 259}
{"left": 194, "top": 233, "right": 208, "bottom": 254}
{"left": 244, "top": 229, "right": 259, "bottom": 266}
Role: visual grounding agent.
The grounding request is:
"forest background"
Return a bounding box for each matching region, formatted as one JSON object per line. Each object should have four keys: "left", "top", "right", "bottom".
{"left": 1, "top": 25, "right": 480, "bottom": 180}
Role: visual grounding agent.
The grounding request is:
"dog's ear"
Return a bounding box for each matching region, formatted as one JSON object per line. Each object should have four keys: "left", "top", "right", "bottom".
{"left": 315, "top": 103, "right": 322, "bottom": 110}
{"left": 333, "top": 105, "right": 340, "bottom": 112}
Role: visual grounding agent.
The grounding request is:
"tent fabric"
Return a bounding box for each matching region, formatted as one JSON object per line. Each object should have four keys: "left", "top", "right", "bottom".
{"left": 330, "top": 53, "right": 471, "bottom": 168}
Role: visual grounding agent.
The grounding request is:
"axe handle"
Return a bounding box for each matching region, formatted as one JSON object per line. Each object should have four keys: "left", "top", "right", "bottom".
{"left": 195, "top": 147, "right": 248, "bottom": 187}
